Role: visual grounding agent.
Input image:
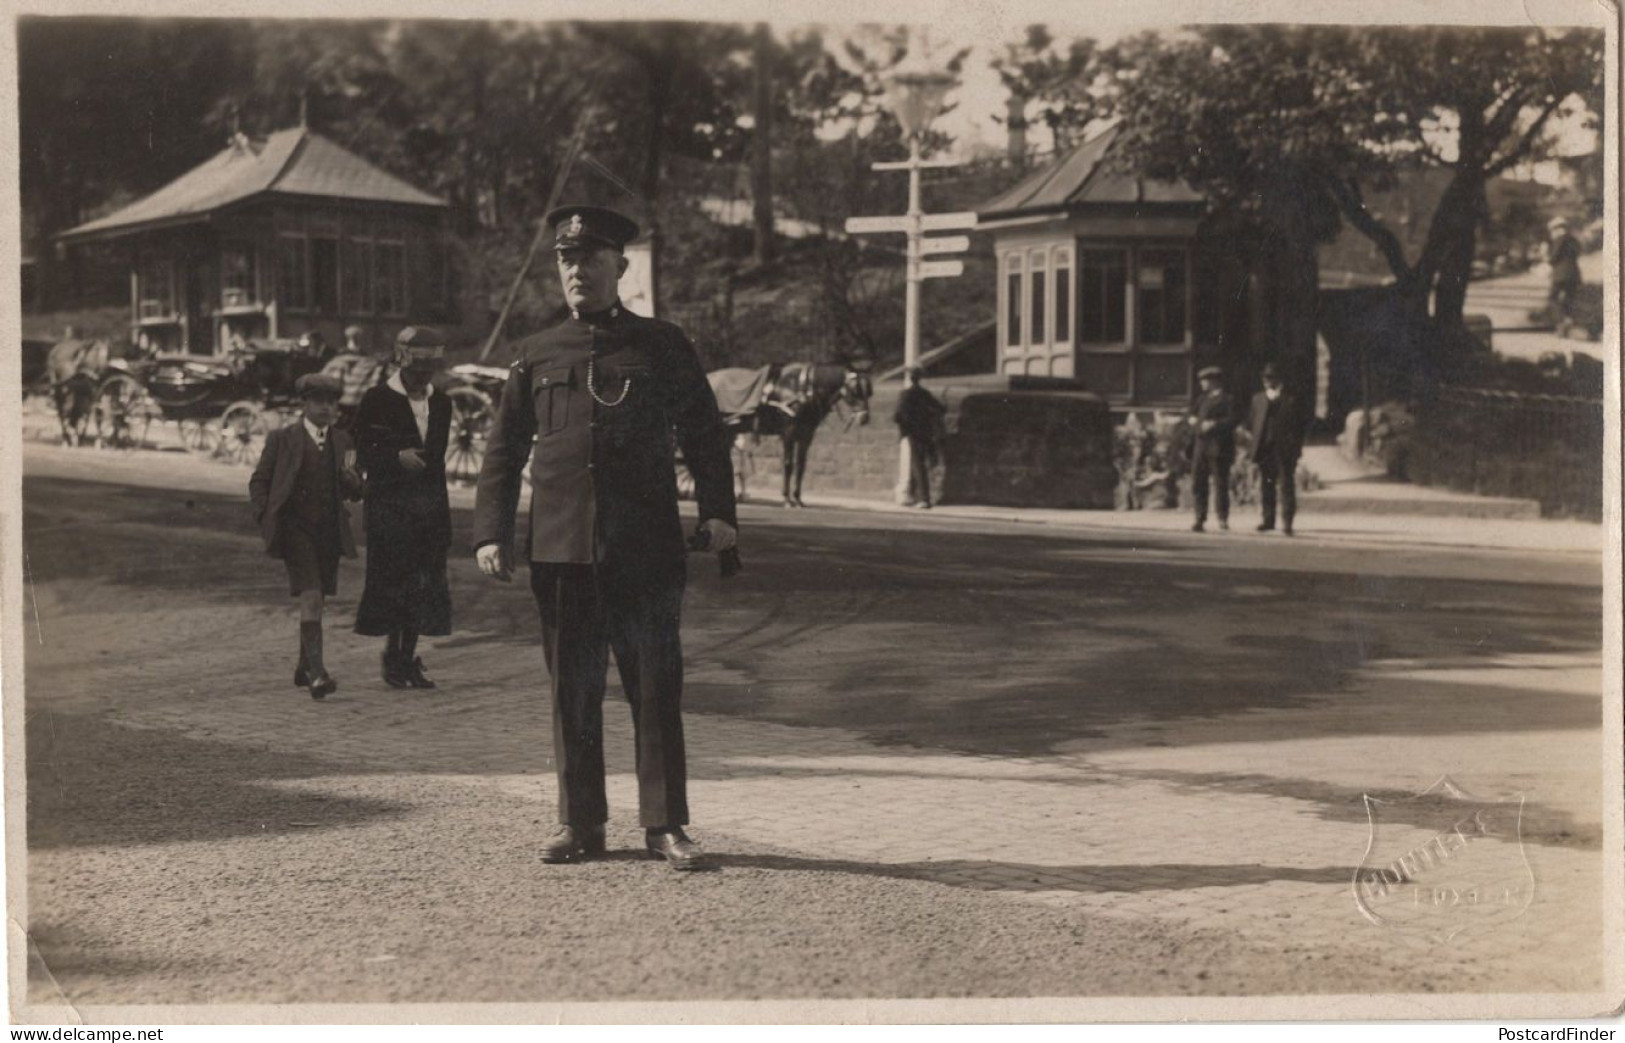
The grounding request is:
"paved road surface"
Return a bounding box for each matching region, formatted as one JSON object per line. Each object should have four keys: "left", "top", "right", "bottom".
{"left": 16, "top": 445, "right": 1614, "bottom": 1017}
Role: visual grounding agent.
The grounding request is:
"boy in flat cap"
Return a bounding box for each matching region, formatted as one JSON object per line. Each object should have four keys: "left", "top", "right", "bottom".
{"left": 1188, "top": 365, "right": 1237, "bottom": 533}
{"left": 249, "top": 372, "right": 364, "bottom": 699}
{"left": 353, "top": 326, "right": 455, "bottom": 688}
{"left": 473, "top": 203, "right": 738, "bottom": 870}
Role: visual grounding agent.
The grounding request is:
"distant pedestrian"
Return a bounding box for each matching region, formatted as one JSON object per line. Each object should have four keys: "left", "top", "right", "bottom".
{"left": 248, "top": 374, "right": 363, "bottom": 700}
{"left": 1248, "top": 363, "right": 1305, "bottom": 537}
{"left": 893, "top": 366, "right": 946, "bottom": 509}
{"left": 1546, "top": 217, "right": 1581, "bottom": 333}
{"left": 322, "top": 324, "right": 386, "bottom": 428}
{"left": 1188, "top": 365, "right": 1236, "bottom": 533}
{"left": 353, "top": 326, "right": 455, "bottom": 689}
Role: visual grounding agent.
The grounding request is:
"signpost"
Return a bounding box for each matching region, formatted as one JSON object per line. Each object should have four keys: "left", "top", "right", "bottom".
{"left": 841, "top": 49, "right": 972, "bottom": 504}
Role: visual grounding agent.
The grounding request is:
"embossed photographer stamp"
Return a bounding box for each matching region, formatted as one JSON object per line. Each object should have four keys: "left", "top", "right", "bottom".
{"left": 1353, "top": 776, "right": 1535, "bottom": 943}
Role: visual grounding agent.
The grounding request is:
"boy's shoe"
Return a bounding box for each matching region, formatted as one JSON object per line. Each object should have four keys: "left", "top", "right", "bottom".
{"left": 308, "top": 672, "right": 338, "bottom": 700}
{"left": 294, "top": 664, "right": 310, "bottom": 688}
{"left": 406, "top": 657, "right": 437, "bottom": 689}
{"left": 382, "top": 652, "right": 413, "bottom": 689}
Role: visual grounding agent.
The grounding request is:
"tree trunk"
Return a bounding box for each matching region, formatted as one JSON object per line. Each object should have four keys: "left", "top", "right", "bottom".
{"left": 1427, "top": 171, "right": 1487, "bottom": 331}
{"left": 1264, "top": 186, "right": 1322, "bottom": 411}
{"left": 641, "top": 56, "right": 671, "bottom": 316}
{"left": 751, "top": 23, "right": 775, "bottom": 266}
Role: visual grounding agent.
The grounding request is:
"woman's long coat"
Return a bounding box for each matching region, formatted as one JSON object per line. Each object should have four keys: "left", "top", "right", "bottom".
{"left": 353, "top": 380, "right": 454, "bottom": 636}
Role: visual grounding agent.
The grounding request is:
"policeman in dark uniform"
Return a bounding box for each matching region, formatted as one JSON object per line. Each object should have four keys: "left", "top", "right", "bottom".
{"left": 1188, "top": 364, "right": 1237, "bottom": 533}
{"left": 472, "top": 204, "right": 738, "bottom": 871}
{"left": 1247, "top": 362, "right": 1305, "bottom": 536}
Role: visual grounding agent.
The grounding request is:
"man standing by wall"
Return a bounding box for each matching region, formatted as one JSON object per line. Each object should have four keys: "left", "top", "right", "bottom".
{"left": 1545, "top": 217, "right": 1582, "bottom": 335}
{"left": 1248, "top": 363, "right": 1305, "bottom": 537}
{"left": 1188, "top": 365, "right": 1236, "bottom": 533}
{"left": 472, "top": 205, "right": 738, "bottom": 871}
{"left": 893, "top": 366, "right": 946, "bottom": 509}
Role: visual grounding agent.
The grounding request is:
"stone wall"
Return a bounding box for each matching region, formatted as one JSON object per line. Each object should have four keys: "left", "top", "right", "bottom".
{"left": 730, "top": 382, "right": 1118, "bottom": 510}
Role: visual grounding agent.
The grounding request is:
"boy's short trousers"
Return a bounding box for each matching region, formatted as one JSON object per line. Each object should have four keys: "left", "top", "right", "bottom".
{"left": 283, "top": 523, "right": 340, "bottom": 597}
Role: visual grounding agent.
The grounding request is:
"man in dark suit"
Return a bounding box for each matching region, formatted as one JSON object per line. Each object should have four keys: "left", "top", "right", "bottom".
{"left": 894, "top": 366, "right": 946, "bottom": 509}
{"left": 1188, "top": 365, "right": 1236, "bottom": 533}
{"left": 353, "top": 326, "right": 455, "bottom": 688}
{"left": 472, "top": 204, "right": 737, "bottom": 871}
{"left": 1248, "top": 362, "right": 1305, "bottom": 536}
{"left": 249, "top": 374, "right": 364, "bottom": 699}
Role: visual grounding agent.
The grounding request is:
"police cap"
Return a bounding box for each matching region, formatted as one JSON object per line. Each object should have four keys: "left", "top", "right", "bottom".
{"left": 547, "top": 205, "right": 640, "bottom": 253}
{"left": 1197, "top": 365, "right": 1224, "bottom": 381}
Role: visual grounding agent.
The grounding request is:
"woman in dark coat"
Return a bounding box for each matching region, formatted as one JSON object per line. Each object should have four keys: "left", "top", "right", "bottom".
{"left": 353, "top": 326, "right": 454, "bottom": 688}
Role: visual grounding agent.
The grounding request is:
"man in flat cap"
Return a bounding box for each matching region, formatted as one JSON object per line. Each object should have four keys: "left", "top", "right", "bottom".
{"left": 1187, "top": 365, "right": 1237, "bottom": 533}
{"left": 322, "top": 324, "right": 386, "bottom": 428}
{"left": 1246, "top": 363, "right": 1305, "bottom": 536}
{"left": 473, "top": 204, "right": 738, "bottom": 870}
{"left": 354, "top": 327, "right": 456, "bottom": 687}
{"left": 249, "top": 371, "right": 363, "bottom": 700}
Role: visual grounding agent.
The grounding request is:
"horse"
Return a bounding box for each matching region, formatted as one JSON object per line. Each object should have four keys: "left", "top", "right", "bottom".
{"left": 743, "top": 363, "right": 872, "bottom": 508}
{"left": 45, "top": 337, "right": 108, "bottom": 447}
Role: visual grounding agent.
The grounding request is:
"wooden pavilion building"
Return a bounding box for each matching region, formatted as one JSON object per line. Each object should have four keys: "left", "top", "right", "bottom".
{"left": 58, "top": 126, "right": 452, "bottom": 356}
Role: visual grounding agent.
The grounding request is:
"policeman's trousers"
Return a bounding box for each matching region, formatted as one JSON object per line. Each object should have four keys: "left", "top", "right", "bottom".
{"left": 530, "top": 562, "right": 689, "bottom": 828}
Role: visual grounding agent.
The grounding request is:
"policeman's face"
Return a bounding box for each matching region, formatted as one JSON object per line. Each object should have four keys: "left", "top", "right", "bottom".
{"left": 557, "top": 245, "right": 629, "bottom": 313}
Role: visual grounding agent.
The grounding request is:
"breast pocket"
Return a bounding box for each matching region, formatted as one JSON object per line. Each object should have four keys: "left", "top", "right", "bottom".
{"left": 533, "top": 365, "right": 573, "bottom": 436}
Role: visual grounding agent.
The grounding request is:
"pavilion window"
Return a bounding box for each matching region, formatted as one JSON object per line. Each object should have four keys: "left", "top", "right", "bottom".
{"left": 1028, "top": 248, "right": 1048, "bottom": 345}
{"left": 138, "top": 256, "right": 175, "bottom": 319}
{"left": 220, "top": 245, "right": 256, "bottom": 309}
{"left": 311, "top": 236, "right": 340, "bottom": 315}
{"left": 1053, "top": 247, "right": 1072, "bottom": 345}
{"left": 277, "top": 234, "right": 309, "bottom": 311}
{"left": 1003, "top": 252, "right": 1023, "bottom": 347}
{"left": 375, "top": 241, "right": 407, "bottom": 317}
{"left": 1080, "top": 249, "right": 1128, "bottom": 344}
{"left": 1137, "top": 248, "right": 1188, "bottom": 345}
{"left": 342, "top": 237, "right": 375, "bottom": 314}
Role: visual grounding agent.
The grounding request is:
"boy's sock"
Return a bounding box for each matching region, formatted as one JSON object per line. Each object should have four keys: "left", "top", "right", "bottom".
{"left": 301, "top": 621, "right": 326, "bottom": 678}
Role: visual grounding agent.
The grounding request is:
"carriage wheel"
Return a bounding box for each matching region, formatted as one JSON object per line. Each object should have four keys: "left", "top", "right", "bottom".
{"left": 215, "top": 401, "right": 270, "bottom": 466}
{"left": 177, "top": 419, "right": 217, "bottom": 454}
{"left": 94, "top": 374, "right": 157, "bottom": 450}
{"left": 444, "top": 386, "right": 494, "bottom": 485}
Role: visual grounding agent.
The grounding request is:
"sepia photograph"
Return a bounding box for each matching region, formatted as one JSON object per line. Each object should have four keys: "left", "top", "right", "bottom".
{"left": 3, "top": 0, "right": 1620, "bottom": 1027}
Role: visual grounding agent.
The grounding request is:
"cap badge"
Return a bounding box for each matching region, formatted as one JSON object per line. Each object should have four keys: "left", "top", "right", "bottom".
{"left": 566, "top": 214, "right": 584, "bottom": 236}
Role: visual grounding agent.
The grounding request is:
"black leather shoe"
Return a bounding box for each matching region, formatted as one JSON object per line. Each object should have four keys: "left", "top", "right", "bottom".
{"left": 1282, "top": 523, "right": 1295, "bottom": 537}
{"left": 294, "top": 664, "right": 310, "bottom": 688}
{"left": 1256, "top": 522, "right": 1275, "bottom": 533}
{"left": 541, "top": 824, "right": 606, "bottom": 863}
{"left": 382, "top": 651, "right": 412, "bottom": 689}
{"left": 1191, "top": 521, "right": 1205, "bottom": 533}
{"left": 645, "top": 827, "right": 711, "bottom": 871}
{"left": 406, "top": 657, "right": 436, "bottom": 689}
{"left": 308, "top": 672, "right": 337, "bottom": 700}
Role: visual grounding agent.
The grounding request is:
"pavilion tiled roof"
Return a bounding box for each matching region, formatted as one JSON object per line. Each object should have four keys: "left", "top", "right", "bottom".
{"left": 977, "top": 123, "right": 1204, "bottom": 219}
{"left": 60, "top": 127, "right": 446, "bottom": 243}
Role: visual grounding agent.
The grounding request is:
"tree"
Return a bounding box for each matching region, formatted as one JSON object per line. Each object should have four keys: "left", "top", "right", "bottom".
{"left": 1099, "top": 24, "right": 1605, "bottom": 396}
{"left": 1103, "top": 27, "right": 1368, "bottom": 394}
{"left": 991, "top": 25, "right": 1100, "bottom": 154}
{"left": 1323, "top": 27, "right": 1604, "bottom": 329}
